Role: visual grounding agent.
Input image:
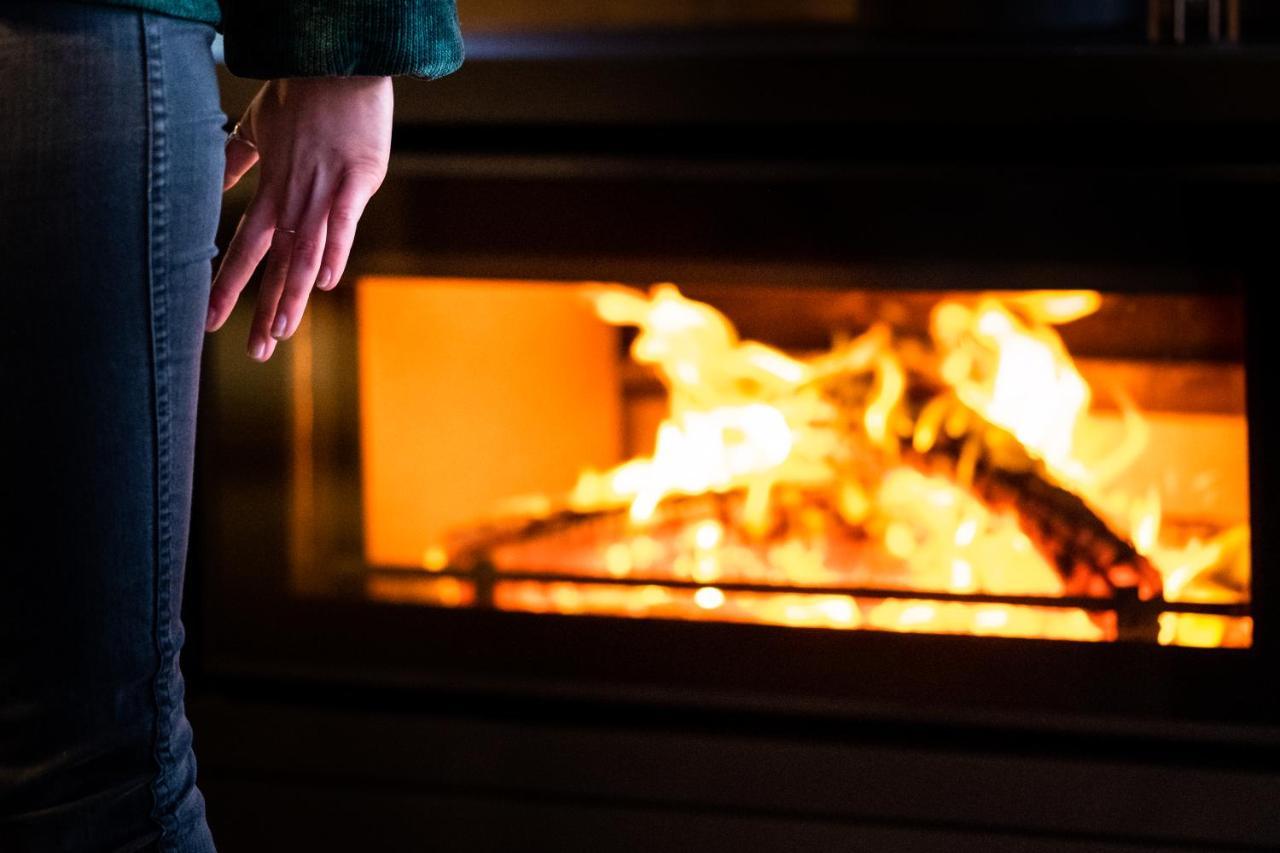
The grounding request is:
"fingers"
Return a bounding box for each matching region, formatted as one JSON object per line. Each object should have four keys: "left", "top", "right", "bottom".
{"left": 207, "top": 197, "right": 275, "bottom": 333}
{"left": 315, "top": 171, "right": 379, "bottom": 293}
{"left": 224, "top": 135, "right": 259, "bottom": 192}
{"left": 247, "top": 228, "right": 293, "bottom": 361}
{"left": 246, "top": 171, "right": 333, "bottom": 359}
{"left": 269, "top": 178, "right": 335, "bottom": 343}
{"left": 208, "top": 168, "right": 381, "bottom": 362}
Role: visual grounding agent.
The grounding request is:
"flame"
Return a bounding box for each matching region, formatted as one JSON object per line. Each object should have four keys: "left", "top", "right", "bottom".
{"left": 452, "top": 284, "right": 1248, "bottom": 646}
{"left": 865, "top": 353, "right": 906, "bottom": 450}
{"left": 570, "top": 284, "right": 820, "bottom": 522}
{"left": 1005, "top": 290, "right": 1103, "bottom": 324}
{"left": 933, "top": 297, "right": 1090, "bottom": 478}
{"left": 694, "top": 586, "right": 726, "bottom": 609}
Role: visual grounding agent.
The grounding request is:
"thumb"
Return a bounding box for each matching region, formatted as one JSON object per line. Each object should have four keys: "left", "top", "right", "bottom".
{"left": 223, "top": 132, "right": 260, "bottom": 192}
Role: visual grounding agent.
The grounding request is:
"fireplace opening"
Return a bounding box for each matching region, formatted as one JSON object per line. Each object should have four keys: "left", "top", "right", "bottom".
{"left": 283, "top": 277, "right": 1250, "bottom": 649}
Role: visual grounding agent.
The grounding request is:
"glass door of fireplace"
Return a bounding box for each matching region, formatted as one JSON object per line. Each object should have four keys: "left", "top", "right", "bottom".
{"left": 230, "top": 279, "right": 1251, "bottom": 650}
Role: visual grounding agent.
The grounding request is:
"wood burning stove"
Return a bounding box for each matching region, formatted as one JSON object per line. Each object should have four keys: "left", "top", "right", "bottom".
{"left": 193, "top": 26, "right": 1280, "bottom": 810}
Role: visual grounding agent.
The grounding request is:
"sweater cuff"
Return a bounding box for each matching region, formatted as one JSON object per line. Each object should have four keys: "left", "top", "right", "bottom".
{"left": 222, "top": 0, "right": 463, "bottom": 80}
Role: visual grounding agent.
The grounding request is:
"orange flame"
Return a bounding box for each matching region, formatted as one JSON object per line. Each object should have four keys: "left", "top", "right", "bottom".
{"left": 445, "top": 284, "right": 1249, "bottom": 646}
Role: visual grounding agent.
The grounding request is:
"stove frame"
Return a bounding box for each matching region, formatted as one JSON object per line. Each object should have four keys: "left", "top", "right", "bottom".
{"left": 193, "top": 35, "right": 1280, "bottom": 742}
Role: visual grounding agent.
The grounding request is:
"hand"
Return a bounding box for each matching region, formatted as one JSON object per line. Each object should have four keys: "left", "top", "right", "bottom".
{"left": 207, "top": 76, "right": 393, "bottom": 361}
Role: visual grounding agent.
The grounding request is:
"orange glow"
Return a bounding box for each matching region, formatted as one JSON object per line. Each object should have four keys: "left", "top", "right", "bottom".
{"left": 358, "top": 279, "right": 622, "bottom": 566}
{"left": 357, "top": 279, "right": 1251, "bottom": 647}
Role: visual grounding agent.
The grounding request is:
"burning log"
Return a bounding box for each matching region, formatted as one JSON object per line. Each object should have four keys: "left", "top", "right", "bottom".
{"left": 451, "top": 373, "right": 1162, "bottom": 606}
{"left": 899, "top": 385, "right": 1163, "bottom": 602}
{"left": 444, "top": 287, "right": 1169, "bottom": 641}
{"left": 821, "top": 360, "right": 1161, "bottom": 588}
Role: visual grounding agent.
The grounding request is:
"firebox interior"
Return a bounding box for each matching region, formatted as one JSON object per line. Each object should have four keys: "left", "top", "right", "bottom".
{"left": 289, "top": 277, "right": 1259, "bottom": 649}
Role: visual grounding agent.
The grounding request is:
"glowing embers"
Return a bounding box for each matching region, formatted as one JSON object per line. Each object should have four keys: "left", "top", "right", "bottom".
{"left": 362, "top": 280, "right": 1250, "bottom": 646}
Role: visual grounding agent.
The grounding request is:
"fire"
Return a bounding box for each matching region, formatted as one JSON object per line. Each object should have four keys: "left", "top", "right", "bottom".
{"left": 933, "top": 297, "right": 1092, "bottom": 478}
{"left": 425, "top": 283, "right": 1249, "bottom": 646}
{"left": 570, "top": 284, "right": 813, "bottom": 523}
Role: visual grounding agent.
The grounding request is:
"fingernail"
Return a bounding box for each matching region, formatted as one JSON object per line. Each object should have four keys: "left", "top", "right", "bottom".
{"left": 271, "top": 312, "right": 288, "bottom": 339}
{"left": 205, "top": 306, "right": 217, "bottom": 332}
{"left": 316, "top": 268, "right": 334, "bottom": 291}
{"left": 250, "top": 340, "right": 266, "bottom": 361}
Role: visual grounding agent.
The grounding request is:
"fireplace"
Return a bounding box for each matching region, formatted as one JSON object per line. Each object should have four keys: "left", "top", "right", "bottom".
{"left": 178, "top": 11, "right": 1280, "bottom": 849}
{"left": 196, "top": 278, "right": 1272, "bottom": 728}
{"left": 195, "top": 26, "right": 1280, "bottom": 752}
{"left": 338, "top": 278, "right": 1248, "bottom": 650}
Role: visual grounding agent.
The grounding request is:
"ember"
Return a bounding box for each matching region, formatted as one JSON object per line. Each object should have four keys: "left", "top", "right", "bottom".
{"left": 361, "top": 281, "right": 1251, "bottom": 647}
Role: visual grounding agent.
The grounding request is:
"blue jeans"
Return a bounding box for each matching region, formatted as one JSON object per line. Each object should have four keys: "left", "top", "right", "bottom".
{"left": 0, "top": 3, "right": 223, "bottom": 850}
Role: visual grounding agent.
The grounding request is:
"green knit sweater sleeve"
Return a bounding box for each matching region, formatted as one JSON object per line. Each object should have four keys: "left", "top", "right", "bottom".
{"left": 219, "top": 0, "right": 463, "bottom": 80}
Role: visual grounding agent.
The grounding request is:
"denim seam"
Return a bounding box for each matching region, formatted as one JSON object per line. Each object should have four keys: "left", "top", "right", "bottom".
{"left": 142, "top": 11, "right": 179, "bottom": 849}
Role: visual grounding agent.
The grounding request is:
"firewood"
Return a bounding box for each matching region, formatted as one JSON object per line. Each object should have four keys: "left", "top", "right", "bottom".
{"left": 820, "top": 370, "right": 1163, "bottom": 603}
{"left": 448, "top": 367, "right": 1162, "bottom": 619}
{"left": 906, "top": 395, "right": 1163, "bottom": 602}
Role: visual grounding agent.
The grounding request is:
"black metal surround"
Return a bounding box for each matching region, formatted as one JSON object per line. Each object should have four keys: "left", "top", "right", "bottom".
{"left": 193, "top": 34, "right": 1280, "bottom": 756}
